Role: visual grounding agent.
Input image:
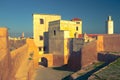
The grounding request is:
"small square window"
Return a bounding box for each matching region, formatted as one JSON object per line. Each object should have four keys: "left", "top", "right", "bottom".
{"left": 38, "top": 47, "right": 42, "bottom": 51}
{"left": 39, "top": 36, "right": 43, "bottom": 40}
{"left": 40, "top": 19, "right": 44, "bottom": 24}
{"left": 76, "top": 22, "right": 80, "bottom": 24}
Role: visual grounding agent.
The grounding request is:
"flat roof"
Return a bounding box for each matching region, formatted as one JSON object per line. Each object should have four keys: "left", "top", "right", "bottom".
{"left": 32, "top": 13, "right": 61, "bottom": 16}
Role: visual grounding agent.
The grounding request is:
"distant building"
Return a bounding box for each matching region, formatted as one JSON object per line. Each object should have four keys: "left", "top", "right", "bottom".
{"left": 21, "top": 32, "right": 24, "bottom": 38}
{"left": 106, "top": 16, "right": 114, "bottom": 34}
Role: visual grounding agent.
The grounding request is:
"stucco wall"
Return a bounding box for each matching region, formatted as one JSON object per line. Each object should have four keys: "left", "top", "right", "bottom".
{"left": 49, "top": 30, "right": 64, "bottom": 55}
{"left": 33, "top": 14, "right": 61, "bottom": 54}
{"left": 26, "top": 39, "right": 39, "bottom": 68}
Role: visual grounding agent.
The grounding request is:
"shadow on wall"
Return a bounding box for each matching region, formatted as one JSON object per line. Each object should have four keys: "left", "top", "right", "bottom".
{"left": 38, "top": 57, "right": 48, "bottom": 67}
{"left": 67, "top": 51, "right": 82, "bottom": 72}
{"left": 97, "top": 53, "right": 120, "bottom": 63}
{"left": 44, "top": 32, "right": 49, "bottom": 53}
{"left": 72, "top": 63, "right": 108, "bottom": 80}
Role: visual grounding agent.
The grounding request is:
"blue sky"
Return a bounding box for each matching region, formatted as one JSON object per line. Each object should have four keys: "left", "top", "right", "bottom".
{"left": 0, "top": 0, "right": 120, "bottom": 36}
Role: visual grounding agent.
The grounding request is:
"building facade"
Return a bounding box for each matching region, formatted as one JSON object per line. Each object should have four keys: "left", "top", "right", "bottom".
{"left": 33, "top": 14, "right": 61, "bottom": 54}
{"left": 48, "top": 19, "right": 82, "bottom": 55}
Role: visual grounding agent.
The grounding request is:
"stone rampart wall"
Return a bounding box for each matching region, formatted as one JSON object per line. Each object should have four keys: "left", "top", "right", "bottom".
{"left": 103, "top": 35, "right": 120, "bottom": 52}
{"left": 81, "top": 41, "right": 97, "bottom": 67}
{"left": 9, "top": 39, "right": 26, "bottom": 51}
{"left": 68, "top": 41, "right": 97, "bottom": 71}
{"left": 10, "top": 44, "right": 28, "bottom": 79}
{"left": 0, "top": 28, "right": 10, "bottom": 80}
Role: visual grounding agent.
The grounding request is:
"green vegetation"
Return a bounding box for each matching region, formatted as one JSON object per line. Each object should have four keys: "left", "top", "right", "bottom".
{"left": 92, "top": 58, "right": 120, "bottom": 80}
{"left": 93, "top": 62, "right": 104, "bottom": 68}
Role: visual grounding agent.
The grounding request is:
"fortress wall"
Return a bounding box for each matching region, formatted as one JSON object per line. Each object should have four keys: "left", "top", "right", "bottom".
{"left": 68, "top": 41, "right": 97, "bottom": 71}
{"left": 103, "top": 35, "right": 120, "bottom": 52}
{"left": 0, "top": 28, "right": 10, "bottom": 80}
{"left": 38, "top": 54, "right": 67, "bottom": 67}
{"left": 9, "top": 39, "right": 26, "bottom": 51}
{"left": 39, "top": 54, "right": 53, "bottom": 67}
{"left": 81, "top": 41, "right": 97, "bottom": 68}
{"left": 27, "top": 61, "right": 34, "bottom": 80}
{"left": 53, "top": 54, "right": 64, "bottom": 66}
{"left": 26, "top": 39, "right": 39, "bottom": 68}
{"left": 0, "top": 54, "right": 10, "bottom": 80}
{"left": 10, "top": 44, "right": 29, "bottom": 79}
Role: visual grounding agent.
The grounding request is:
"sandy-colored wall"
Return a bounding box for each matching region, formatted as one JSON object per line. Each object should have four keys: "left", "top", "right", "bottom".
{"left": 0, "top": 54, "right": 10, "bottom": 80}
{"left": 10, "top": 44, "right": 28, "bottom": 79}
{"left": 96, "top": 36, "right": 104, "bottom": 52}
{"left": 9, "top": 39, "right": 26, "bottom": 51}
{"left": 39, "top": 54, "right": 53, "bottom": 67}
{"left": 26, "top": 39, "right": 39, "bottom": 68}
{"left": 0, "top": 28, "right": 10, "bottom": 80}
{"left": 60, "top": 20, "right": 82, "bottom": 37}
{"left": 33, "top": 14, "right": 61, "bottom": 54}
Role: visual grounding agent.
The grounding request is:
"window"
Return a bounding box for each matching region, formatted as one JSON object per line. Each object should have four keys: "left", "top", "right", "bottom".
{"left": 54, "top": 30, "right": 56, "bottom": 36}
{"left": 40, "top": 19, "right": 44, "bottom": 24}
{"left": 39, "top": 36, "right": 43, "bottom": 40}
{"left": 76, "top": 22, "right": 80, "bottom": 24}
{"left": 38, "top": 47, "right": 42, "bottom": 51}
{"left": 76, "top": 27, "right": 79, "bottom": 31}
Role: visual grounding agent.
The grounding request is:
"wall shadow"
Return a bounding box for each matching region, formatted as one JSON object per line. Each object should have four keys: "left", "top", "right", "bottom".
{"left": 44, "top": 32, "right": 49, "bottom": 53}
{"left": 74, "top": 63, "right": 108, "bottom": 80}
{"left": 62, "top": 53, "right": 120, "bottom": 80}
{"left": 73, "top": 53, "right": 120, "bottom": 80}
{"left": 38, "top": 57, "right": 48, "bottom": 67}
{"left": 52, "top": 64, "right": 75, "bottom": 72}
{"left": 97, "top": 53, "right": 120, "bottom": 63}
{"left": 67, "top": 51, "right": 82, "bottom": 72}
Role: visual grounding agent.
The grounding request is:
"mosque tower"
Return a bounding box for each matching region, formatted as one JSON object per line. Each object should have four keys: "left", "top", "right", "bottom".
{"left": 106, "top": 16, "right": 114, "bottom": 34}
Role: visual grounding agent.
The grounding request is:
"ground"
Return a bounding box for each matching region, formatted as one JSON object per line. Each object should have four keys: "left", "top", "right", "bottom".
{"left": 32, "top": 66, "right": 73, "bottom": 80}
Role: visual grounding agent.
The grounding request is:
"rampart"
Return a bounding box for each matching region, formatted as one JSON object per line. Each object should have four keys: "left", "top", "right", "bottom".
{"left": 10, "top": 44, "right": 29, "bottom": 79}
{"left": 68, "top": 41, "right": 97, "bottom": 71}
{"left": 81, "top": 41, "right": 97, "bottom": 67}
{"left": 0, "top": 28, "right": 11, "bottom": 80}
{"left": 103, "top": 35, "right": 120, "bottom": 52}
{"left": 9, "top": 39, "right": 26, "bottom": 51}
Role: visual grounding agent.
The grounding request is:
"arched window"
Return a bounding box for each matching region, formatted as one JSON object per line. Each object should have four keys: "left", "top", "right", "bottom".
{"left": 40, "top": 19, "right": 44, "bottom": 24}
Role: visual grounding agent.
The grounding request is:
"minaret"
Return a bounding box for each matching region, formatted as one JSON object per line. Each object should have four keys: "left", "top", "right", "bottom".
{"left": 106, "top": 16, "right": 114, "bottom": 34}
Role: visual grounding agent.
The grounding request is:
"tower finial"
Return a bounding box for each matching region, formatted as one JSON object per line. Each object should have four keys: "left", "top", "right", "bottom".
{"left": 108, "top": 16, "right": 112, "bottom": 20}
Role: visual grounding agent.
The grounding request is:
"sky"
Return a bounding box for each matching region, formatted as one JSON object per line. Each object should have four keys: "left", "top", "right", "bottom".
{"left": 0, "top": 0, "right": 120, "bottom": 37}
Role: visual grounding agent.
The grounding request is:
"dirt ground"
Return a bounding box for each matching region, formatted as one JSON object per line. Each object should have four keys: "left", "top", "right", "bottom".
{"left": 32, "top": 66, "right": 73, "bottom": 80}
